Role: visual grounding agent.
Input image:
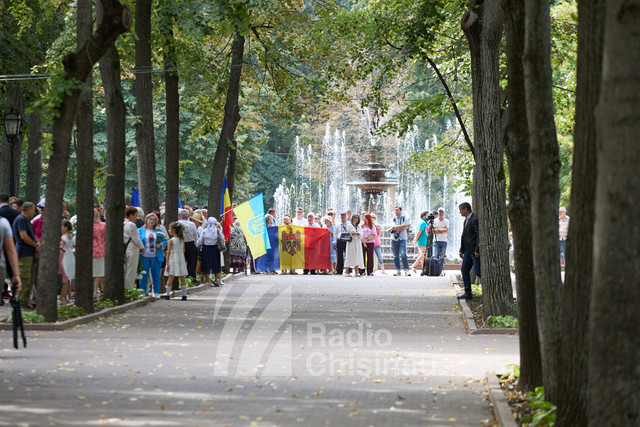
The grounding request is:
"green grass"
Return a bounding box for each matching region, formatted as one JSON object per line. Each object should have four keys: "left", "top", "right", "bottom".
{"left": 7, "top": 310, "right": 45, "bottom": 324}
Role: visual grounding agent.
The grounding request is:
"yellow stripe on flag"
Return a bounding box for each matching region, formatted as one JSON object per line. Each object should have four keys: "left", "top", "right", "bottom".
{"left": 278, "top": 225, "right": 305, "bottom": 270}
{"left": 233, "top": 201, "right": 267, "bottom": 258}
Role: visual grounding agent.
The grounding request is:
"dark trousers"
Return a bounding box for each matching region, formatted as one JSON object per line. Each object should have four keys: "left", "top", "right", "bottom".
{"left": 184, "top": 241, "right": 197, "bottom": 279}
{"left": 461, "top": 250, "right": 481, "bottom": 295}
{"left": 335, "top": 240, "right": 347, "bottom": 273}
{"left": 362, "top": 242, "right": 375, "bottom": 275}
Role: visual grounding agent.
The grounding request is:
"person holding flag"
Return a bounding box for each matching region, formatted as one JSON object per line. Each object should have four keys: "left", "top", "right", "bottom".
{"left": 220, "top": 175, "right": 233, "bottom": 244}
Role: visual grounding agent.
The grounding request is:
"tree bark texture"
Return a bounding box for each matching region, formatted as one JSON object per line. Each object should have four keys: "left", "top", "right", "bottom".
{"left": 134, "top": 0, "right": 158, "bottom": 215}
{"left": 74, "top": 0, "right": 95, "bottom": 314}
{"left": 0, "top": 86, "right": 25, "bottom": 197}
{"left": 227, "top": 143, "right": 237, "bottom": 202}
{"left": 207, "top": 32, "right": 245, "bottom": 220}
{"left": 36, "top": 0, "right": 130, "bottom": 321}
{"left": 556, "top": 0, "right": 604, "bottom": 424}
{"left": 100, "top": 43, "right": 127, "bottom": 305}
{"left": 502, "top": 0, "right": 542, "bottom": 393}
{"left": 588, "top": 1, "right": 640, "bottom": 425}
{"left": 164, "top": 27, "right": 180, "bottom": 227}
{"left": 462, "top": 0, "right": 515, "bottom": 318}
{"left": 523, "top": 0, "right": 563, "bottom": 404}
{"left": 25, "top": 111, "right": 43, "bottom": 205}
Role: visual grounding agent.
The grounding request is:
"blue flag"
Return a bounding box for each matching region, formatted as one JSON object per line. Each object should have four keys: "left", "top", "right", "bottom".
{"left": 131, "top": 188, "right": 140, "bottom": 207}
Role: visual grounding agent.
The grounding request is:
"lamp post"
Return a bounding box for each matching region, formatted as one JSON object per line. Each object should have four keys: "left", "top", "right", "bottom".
{"left": 3, "top": 111, "right": 22, "bottom": 197}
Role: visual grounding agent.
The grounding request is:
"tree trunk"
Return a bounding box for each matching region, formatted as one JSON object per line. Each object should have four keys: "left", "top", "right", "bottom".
{"left": 502, "top": 0, "right": 542, "bottom": 393}
{"left": 74, "top": 0, "right": 95, "bottom": 314}
{"left": 227, "top": 143, "right": 237, "bottom": 201}
{"left": 556, "top": 0, "right": 604, "bottom": 424}
{"left": 100, "top": 43, "right": 127, "bottom": 305}
{"left": 164, "top": 26, "right": 180, "bottom": 227}
{"left": 134, "top": 0, "right": 158, "bottom": 215}
{"left": 25, "top": 111, "right": 43, "bottom": 205}
{"left": 588, "top": 1, "right": 640, "bottom": 424}
{"left": 36, "top": 0, "right": 130, "bottom": 321}
{"left": 523, "top": 0, "right": 562, "bottom": 404}
{"left": 207, "top": 32, "right": 245, "bottom": 218}
{"left": 462, "top": 0, "right": 515, "bottom": 318}
{"left": 0, "top": 86, "right": 25, "bottom": 197}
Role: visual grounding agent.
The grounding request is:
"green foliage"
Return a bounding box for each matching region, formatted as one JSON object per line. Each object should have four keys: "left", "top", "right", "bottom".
{"left": 57, "top": 304, "right": 86, "bottom": 321}
{"left": 486, "top": 315, "right": 519, "bottom": 329}
{"left": 523, "top": 387, "right": 557, "bottom": 426}
{"left": 96, "top": 298, "right": 117, "bottom": 310}
{"left": 471, "top": 284, "right": 482, "bottom": 296}
{"left": 499, "top": 364, "right": 520, "bottom": 381}
{"left": 124, "top": 287, "right": 145, "bottom": 302}
{"left": 8, "top": 310, "right": 46, "bottom": 324}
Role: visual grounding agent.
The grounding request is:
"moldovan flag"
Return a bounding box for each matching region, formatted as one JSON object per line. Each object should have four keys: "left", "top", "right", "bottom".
{"left": 232, "top": 194, "right": 271, "bottom": 258}
{"left": 278, "top": 225, "right": 331, "bottom": 270}
{"left": 221, "top": 175, "right": 232, "bottom": 242}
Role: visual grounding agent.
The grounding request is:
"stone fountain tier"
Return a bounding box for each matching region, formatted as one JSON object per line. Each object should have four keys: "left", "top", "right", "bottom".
{"left": 346, "top": 148, "right": 399, "bottom": 219}
{"left": 346, "top": 180, "right": 399, "bottom": 191}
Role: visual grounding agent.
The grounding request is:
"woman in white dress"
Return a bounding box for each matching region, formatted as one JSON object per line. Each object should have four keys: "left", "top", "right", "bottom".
{"left": 164, "top": 222, "right": 189, "bottom": 300}
{"left": 59, "top": 220, "right": 75, "bottom": 303}
{"left": 344, "top": 214, "right": 365, "bottom": 276}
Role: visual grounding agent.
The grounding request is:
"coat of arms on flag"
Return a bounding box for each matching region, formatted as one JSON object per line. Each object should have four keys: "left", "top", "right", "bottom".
{"left": 281, "top": 227, "right": 302, "bottom": 256}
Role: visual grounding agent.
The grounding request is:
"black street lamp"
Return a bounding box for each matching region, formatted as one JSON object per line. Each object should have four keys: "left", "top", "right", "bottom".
{"left": 3, "top": 111, "right": 22, "bottom": 197}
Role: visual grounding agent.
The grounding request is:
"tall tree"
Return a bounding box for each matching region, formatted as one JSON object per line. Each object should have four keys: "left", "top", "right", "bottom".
{"left": 588, "top": 0, "right": 640, "bottom": 424}
{"left": 523, "top": 0, "right": 562, "bottom": 403}
{"left": 161, "top": 13, "right": 179, "bottom": 227}
{"left": 25, "top": 111, "right": 43, "bottom": 205}
{"left": 36, "top": 0, "right": 130, "bottom": 321}
{"left": 556, "top": 0, "right": 604, "bottom": 424}
{"left": 134, "top": 0, "right": 159, "bottom": 214}
{"left": 74, "top": 0, "right": 95, "bottom": 314}
{"left": 100, "top": 41, "right": 127, "bottom": 305}
{"left": 207, "top": 31, "right": 245, "bottom": 220}
{"left": 461, "top": 0, "right": 515, "bottom": 318}
{"left": 502, "top": 0, "right": 542, "bottom": 393}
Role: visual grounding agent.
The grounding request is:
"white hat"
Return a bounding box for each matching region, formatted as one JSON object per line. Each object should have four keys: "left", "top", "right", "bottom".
{"left": 37, "top": 198, "right": 46, "bottom": 207}
{"left": 438, "top": 207, "right": 445, "bottom": 212}
{"left": 160, "top": 209, "right": 165, "bottom": 216}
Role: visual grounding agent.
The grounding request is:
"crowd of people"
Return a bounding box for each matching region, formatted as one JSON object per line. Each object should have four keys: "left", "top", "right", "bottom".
{"left": 5, "top": 188, "right": 574, "bottom": 307}
{"left": 0, "top": 194, "right": 234, "bottom": 308}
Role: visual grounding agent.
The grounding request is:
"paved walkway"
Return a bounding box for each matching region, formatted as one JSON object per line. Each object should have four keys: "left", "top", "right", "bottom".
{"left": 0, "top": 272, "right": 518, "bottom": 426}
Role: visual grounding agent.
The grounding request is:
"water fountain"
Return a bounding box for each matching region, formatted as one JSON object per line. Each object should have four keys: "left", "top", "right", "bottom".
{"left": 272, "top": 118, "right": 470, "bottom": 260}
{"left": 346, "top": 148, "right": 398, "bottom": 220}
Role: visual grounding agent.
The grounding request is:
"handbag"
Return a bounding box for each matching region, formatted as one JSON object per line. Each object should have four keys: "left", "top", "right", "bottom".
{"left": 217, "top": 230, "right": 227, "bottom": 252}
{"left": 339, "top": 232, "right": 353, "bottom": 242}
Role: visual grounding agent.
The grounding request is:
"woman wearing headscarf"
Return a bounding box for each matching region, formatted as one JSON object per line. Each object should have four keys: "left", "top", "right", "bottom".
{"left": 228, "top": 220, "right": 248, "bottom": 274}
{"left": 196, "top": 217, "right": 222, "bottom": 286}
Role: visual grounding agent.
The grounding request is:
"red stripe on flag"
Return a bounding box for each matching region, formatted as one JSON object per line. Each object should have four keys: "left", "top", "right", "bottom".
{"left": 304, "top": 227, "right": 331, "bottom": 270}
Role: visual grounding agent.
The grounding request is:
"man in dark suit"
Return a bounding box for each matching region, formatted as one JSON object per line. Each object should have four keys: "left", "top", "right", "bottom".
{"left": 458, "top": 202, "right": 481, "bottom": 299}
{"left": 0, "top": 193, "right": 20, "bottom": 226}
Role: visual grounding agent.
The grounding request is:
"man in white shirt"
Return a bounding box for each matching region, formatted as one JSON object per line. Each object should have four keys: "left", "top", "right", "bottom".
{"left": 292, "top": 208, "right": 307, "bottom": 226}
{"left": 178, "top": 210, "right": 198, "bottom": 281}
{"left": 333, "top": 212, "right": 349, "bottom": 275}
{"left": 391, "top": 206, "right": 410, "bottom": 276}
{"left": 432, "top": 207, "right": 450, "bottom": 264}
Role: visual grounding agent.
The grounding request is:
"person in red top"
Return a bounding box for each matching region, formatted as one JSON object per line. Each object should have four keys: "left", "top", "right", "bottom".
{"left": 92, "top": 209, "right": 106, "bottom": 295}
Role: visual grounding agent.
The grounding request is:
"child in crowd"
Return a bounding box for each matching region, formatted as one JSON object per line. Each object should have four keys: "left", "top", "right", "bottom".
{"left": 59, "top": 220, "right": 75, "bottom": 304}
{"left": 164, "top": 222, "right": 189, "bottom": 300}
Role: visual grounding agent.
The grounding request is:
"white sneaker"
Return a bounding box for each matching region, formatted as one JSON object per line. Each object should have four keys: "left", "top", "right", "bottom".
{"left": 404, "top": 270, "right": 412, "bottom": 276}
{"left": 393, "top": 271, "right": 402, "bottom": 276}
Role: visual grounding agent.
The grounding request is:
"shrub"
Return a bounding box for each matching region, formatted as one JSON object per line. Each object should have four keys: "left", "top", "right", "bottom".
{"left": 486, "top": 315, "right": 519, "bottom": 328}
